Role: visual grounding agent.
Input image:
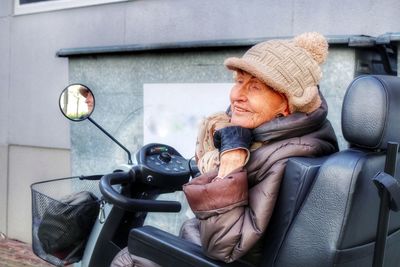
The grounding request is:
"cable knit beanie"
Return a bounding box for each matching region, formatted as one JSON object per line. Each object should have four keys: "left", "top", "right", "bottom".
{"left": 224, "top": 32, "right": 328, "bottom": 114}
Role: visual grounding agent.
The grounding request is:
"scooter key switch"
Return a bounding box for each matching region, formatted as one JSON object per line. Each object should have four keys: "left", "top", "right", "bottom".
{"left": 159, "top": 152, "right": 172, "bottom": 163}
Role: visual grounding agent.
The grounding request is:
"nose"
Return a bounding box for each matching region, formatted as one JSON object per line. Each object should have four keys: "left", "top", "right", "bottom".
{"left": 230, "top": 83, "right": 248, "bottom": 103}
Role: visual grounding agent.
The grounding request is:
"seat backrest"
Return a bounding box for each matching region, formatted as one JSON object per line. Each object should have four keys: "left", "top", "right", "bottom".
{"left": 269, "top": 75, "right": 400, "bottom": 267}
{"left": 262, "top": 156, "right": 327, "bottom": 266}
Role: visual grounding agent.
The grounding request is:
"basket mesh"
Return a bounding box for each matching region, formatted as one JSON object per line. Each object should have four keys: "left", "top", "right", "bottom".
{"left": 31, "top": 177, "right": 101, "bottom": 267}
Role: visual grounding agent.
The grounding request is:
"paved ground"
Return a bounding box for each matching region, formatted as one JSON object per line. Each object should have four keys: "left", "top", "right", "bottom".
{"left": 0, "top": 233, "right": 54, "bottom": 267}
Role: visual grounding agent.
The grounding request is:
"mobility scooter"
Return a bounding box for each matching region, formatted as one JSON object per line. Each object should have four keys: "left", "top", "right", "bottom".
{"left": 32, "top": 75, "right": 400, "bottom": 267}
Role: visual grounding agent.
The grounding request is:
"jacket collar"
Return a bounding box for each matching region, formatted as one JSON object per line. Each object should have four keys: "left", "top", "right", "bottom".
{"left": 252, "top": 93, "right": 328, "bottom": 143}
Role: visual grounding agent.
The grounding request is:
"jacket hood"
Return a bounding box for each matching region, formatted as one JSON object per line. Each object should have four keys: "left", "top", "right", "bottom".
{"left": 252, "top": 93, "right": 328, "bottom": 143}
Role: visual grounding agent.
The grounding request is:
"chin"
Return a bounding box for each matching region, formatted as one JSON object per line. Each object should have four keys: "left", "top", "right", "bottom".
{"left": 231, "top": 116, "right": 254, "bottom": 129}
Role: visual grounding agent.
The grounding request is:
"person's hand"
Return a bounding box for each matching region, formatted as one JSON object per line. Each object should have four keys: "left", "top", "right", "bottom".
{"left": 213, "top": 126, "right": 252, "bottom": 179}
{"left": 213, "top": 126, "right": 252, "bottom": 153}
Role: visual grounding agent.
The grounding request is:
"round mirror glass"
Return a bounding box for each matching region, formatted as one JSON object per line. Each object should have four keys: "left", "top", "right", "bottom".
{"left": 59, "top": 84, "right": 95, "bottom": 121}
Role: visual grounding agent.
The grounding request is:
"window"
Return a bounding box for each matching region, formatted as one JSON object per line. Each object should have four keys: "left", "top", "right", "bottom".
{"left": 15, "top": 0, "right": 128, "bottom": 15}
{"left": 20, "top": 0, "right": 50, "bottom": 3}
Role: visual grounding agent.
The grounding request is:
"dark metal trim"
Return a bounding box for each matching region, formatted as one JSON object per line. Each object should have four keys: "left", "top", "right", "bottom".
{"left": 56, "top": 33, "right": 400, "bottom": 58}
{"left": 57, "top": 38, "right": 264, "bottom": 57}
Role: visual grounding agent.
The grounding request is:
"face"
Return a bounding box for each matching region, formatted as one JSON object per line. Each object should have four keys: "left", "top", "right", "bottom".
{"left": 230, "top": 70, "right": 289, "bottom": 128}
{"left": 85, "top": 92, "right": 94, "bottom": 113}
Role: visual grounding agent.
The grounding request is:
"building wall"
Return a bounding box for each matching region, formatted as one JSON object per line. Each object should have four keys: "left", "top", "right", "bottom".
{"left": 0, "top": 1, "right": 12, "bottom": 17}
{"left": 0, "top": 146, "right": 8, "bottom": 234}
{"left": 0, "top": 0, "right": 11, "bottom": 238}
{"left": 7, "top": 145, "right": 70, "bottom": 242}
{"left": 3, "top": 1, "right": 400, "bottom": 147}
{"left": 0, "top": 3, "right": 10, "bottom": 145}
{"left": 0, "top": 0, "right": 399, "bottom": 242}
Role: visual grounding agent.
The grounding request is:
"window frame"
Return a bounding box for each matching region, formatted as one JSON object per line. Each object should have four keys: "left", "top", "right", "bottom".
{"left": 14, "top": 0, "right": 128, "bottom": 15}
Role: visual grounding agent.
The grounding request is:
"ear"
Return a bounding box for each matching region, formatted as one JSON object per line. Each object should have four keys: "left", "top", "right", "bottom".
{"left": 279, "top": 93, "right": 291, "bottom": 117}
{"left": 282, "top": 106, "right": 290, "bottom": 117}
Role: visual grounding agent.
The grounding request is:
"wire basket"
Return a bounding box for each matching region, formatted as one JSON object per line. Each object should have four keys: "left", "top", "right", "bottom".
{"left": 31, "top": 176, "right": 102, "bottom": 267}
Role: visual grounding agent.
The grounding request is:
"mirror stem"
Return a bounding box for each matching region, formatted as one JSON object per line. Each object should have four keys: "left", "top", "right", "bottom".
{"left": 88, "top": 117, "right": 133, "bottom": 165}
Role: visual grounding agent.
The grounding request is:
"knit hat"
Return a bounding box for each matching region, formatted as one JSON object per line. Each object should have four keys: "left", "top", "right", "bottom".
{"left": 79, "top": 87, "right": 89, "bottom": 98}
{"left": 224, "top": 32, "right": 328, "bottom": 114}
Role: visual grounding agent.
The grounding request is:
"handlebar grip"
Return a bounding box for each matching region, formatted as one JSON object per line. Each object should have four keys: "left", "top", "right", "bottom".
{"left": 99, "top": 171, "right": 181, "bottom": 212}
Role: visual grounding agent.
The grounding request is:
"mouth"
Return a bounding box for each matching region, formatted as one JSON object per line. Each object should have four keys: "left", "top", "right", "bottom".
{"left": 232, "top": 105, "right": 249, "bottom": 113}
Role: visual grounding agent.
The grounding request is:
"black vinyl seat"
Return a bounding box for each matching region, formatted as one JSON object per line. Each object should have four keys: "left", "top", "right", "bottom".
{"left": 129, "top": 157, "right": 326, "bottom": 267}
{"left": 272, "top": 75, "right": 400, "bottom": 267}
{"left": 129, "top": 225, "right": 253, "bottom": 267}
{"left": 129, "top": 75, "right": 400, "bottom": 266}
{"left": 262, "top": 157, "right": 328, "bottom": 266}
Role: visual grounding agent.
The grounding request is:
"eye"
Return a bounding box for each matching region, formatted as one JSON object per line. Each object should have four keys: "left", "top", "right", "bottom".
{"left": 250, "top": 83, "right": 261, "bottom": 91}
{"left": 235, "top": 78, "right": 244, "bottom": 84}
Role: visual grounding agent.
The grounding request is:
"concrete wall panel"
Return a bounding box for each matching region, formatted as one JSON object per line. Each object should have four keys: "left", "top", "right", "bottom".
{"left": 320, "top": 48, "right": 356, "bottom": 150}
{"left": 123, "top": 0, "right": 400, "bottom": 44}
{"left": 8, "top": 4, "right": 126, "bottom": 149}
{"left": 0, "top": 0, "right": 12, "bottom": 18}
{"left": 0, "top": 145, "right": 8, "bottom": 234}
{"left": 0, "top": 17, "right": 9, "bottom": 145}
{"left": 124, "top": 0, "right": 294, "bottom": 44}
{"left": 293, "top": 0, "right": 400, "bottom": 36}
{"left": 7, "top": 145, "right": 70, "bottom": 242}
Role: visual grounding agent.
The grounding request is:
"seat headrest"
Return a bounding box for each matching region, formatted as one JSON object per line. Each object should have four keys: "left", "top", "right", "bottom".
{"left": 342, "top": 75, "right": 400, "bottom": 150}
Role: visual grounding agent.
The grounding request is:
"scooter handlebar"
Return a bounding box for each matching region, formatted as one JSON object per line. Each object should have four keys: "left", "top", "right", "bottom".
{"left": 99, "top": 170, "right": 181, "bottom": 212}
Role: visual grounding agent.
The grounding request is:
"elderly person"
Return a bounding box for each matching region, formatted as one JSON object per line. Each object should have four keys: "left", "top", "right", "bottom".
{"left": 111, "top": 32, "right": 338, "bottom": 267}
{"left": 79, "top": 87, "right": 94, "bottom": 114}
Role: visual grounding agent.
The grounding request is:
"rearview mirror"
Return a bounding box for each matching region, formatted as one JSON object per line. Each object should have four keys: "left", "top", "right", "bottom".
{"left": 59, "top": 84, "right": 95, "bottom": 121}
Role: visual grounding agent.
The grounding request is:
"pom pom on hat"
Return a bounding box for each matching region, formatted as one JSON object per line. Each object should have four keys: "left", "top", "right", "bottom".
{"left": 294, "top": 32, "right": 328, "bottom": 64}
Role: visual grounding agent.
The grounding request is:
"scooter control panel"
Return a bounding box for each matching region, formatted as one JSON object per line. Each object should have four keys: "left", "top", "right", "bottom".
{"left": 136, "top": 143, "right": 191, "bottom": 190}
{"left": 147, "top": 153, "right": 188, "bottom": 173}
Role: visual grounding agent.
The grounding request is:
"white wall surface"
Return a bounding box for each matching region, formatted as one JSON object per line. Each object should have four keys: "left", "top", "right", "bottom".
{"left": 292, "top": 0, "right": 400, "bottom": 35}
{"left": 0, "top": 1, "right": 12, "bottom": 17}
{"left": 123, "top": 0, "right": 400, "bottom": 44}
{"left": 144, "top": 83, "right": 232, "bottom": 158}
{"left": 8, "top": 5, "right": 127, "bottom": 149}
{"left": 0, "top": 146, "right": 8, "bottom": 234}
{"left": 7, "top": 145, "right": 70, "bottom": 243}
{"left": 0, "top": 16, "right": 9, "bottom": 146}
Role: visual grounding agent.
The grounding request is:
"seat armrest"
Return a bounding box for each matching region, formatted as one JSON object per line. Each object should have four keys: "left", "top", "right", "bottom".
{"left": 129, "top": 226, "right": 254, "bottom": 267}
